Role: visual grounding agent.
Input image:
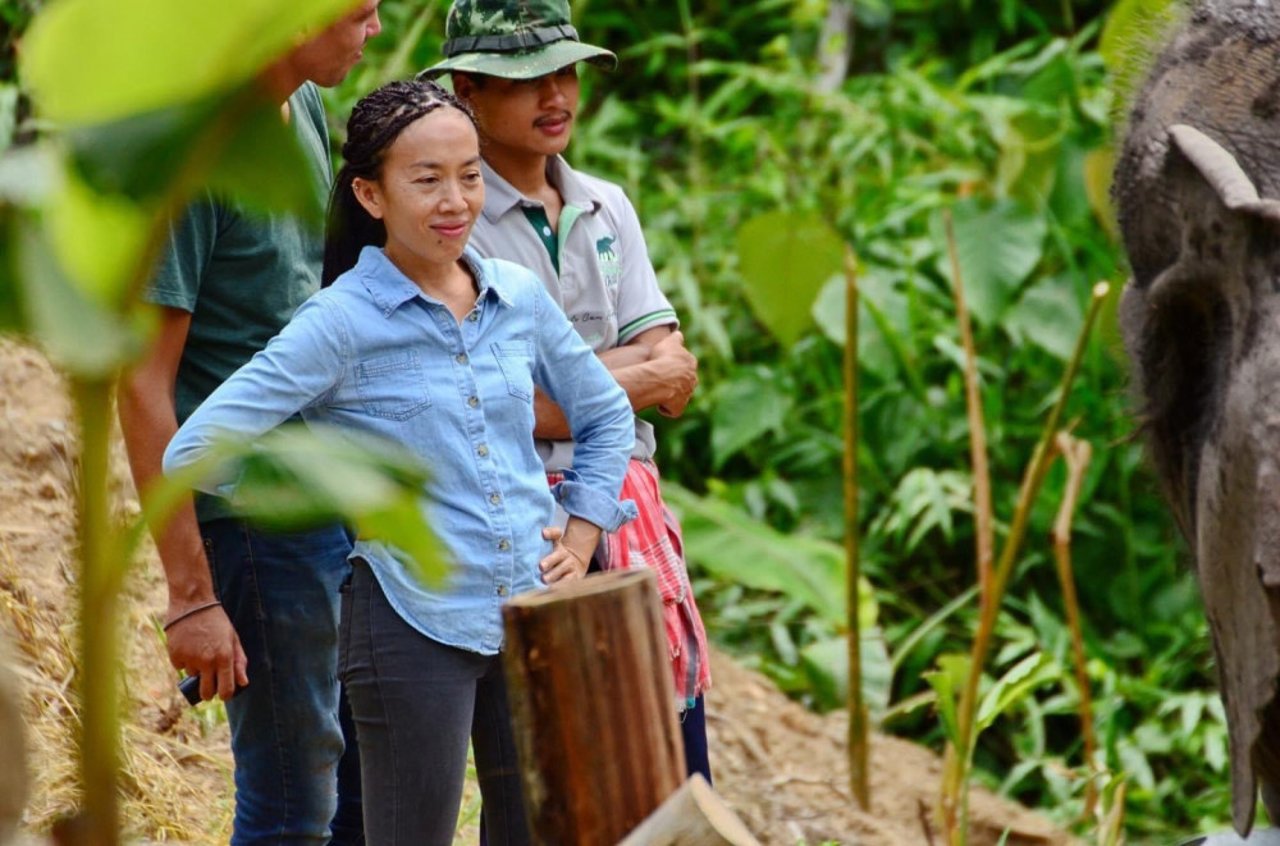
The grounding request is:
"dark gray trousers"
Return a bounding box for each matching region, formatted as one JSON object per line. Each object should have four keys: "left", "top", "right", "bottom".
{"left": 340, "top": 561, "right": 529, "bottom": 846}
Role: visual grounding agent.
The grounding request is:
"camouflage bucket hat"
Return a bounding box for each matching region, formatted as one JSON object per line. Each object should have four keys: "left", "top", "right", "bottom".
{"left": 418, "top": 0, "right": 617, "bottom": 80}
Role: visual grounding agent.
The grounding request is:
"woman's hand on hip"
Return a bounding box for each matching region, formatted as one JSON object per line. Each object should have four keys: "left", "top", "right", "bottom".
{"left": 538, "top": 525, "right": 592, "bottom": 585}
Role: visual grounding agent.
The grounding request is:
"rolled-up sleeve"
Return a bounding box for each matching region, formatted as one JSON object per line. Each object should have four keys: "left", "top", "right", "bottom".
{"left": 530, "top": 280, "right": 635, "bottom": 531}
{"left": 162, "top": 295, "right": 347, "bottom": 493}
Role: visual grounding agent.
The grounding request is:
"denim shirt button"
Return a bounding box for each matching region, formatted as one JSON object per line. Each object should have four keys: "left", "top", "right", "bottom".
{"left": 467, "top": 311, "right": 480, "bottom": 322}
{"left": 455, "top": 352, "right": 468, "bottom": 365}
{"left": 497, "top": 538, "right": 510, "bottom": 551}
{"left": 476, "top": 444, "right": 489, "bottom": 458}
{"left": 496, "top": 584, "right": 508, "bottom": 597}
{"left": 489, "top": 492, "right": 501, "bottom": 505}
{"left": 467, "top": 395, "right": 480, "bottom": 408}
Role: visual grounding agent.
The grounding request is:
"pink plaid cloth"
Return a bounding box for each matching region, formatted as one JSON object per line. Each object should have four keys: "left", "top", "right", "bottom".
{"left": 548, "top": 459, "right": 711, "bottom": 707}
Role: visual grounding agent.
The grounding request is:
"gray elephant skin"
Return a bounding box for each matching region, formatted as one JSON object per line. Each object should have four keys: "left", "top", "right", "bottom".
{"left": 1115, "top": 0, "right": 1280, "bottom": 835}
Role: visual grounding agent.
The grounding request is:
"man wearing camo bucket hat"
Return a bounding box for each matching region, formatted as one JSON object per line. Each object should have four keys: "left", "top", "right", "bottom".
{"left": 421, "top": 0, "right": 714, "bottom": 787}
{"left": 424, "top": 0, "right": 616, "bottom": 79}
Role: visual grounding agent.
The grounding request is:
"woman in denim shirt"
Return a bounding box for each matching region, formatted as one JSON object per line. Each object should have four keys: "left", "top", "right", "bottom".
{"left": 164, "top": 80, "right": 635, "bottom": 846}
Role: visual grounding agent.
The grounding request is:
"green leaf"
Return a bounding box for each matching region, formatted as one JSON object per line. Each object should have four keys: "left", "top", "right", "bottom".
{"left": 975, "top": 652, "right": 1060, "bottom": 732}
{"left": 1116, "top": 739, "right": 1156, "bottom": 792}
{"left": 21, "top": 0, "right": 362, "bottom": 125}
{"left": 937, "top": 199, "right": 1046, "bottom": 325}
{"left": 226, "top": 425, "right": 446, "bottom": 587}
{"left": 799, "top": 630, "right": 893, "bottom": 718}
{"left": 710, "top": 366, "right": 792, "bottom": 468}
{"left": 663, "top": 482, "right": 876, "bottom": 628}
{"left": 872, "top": 467, "right": 972, "bottom": 552}
{"left": 812, "top": 263, "right": 914, "bottom": 383}
{"left": 1003, "top": 279, "right": 1084, "bottom": 362}
{"left": 69, "top": 87, "right": 326, "bottom": 222}
{"left": 1084, "top": 145, "right": 1119, "bottom": 241}
{"left": 65, "top": 94, "right": 223, "bottom": 200}
{"left": 735, "top": 210, "right": 844, "bottom": 348}
{"left": 46, "top": 168, "right": 150, "bottom": 307}
{"left": 0, "top": 84, "right": 17, "bottom": 154}
{"left": 923, "top": 653, "right": 971, "bottom": 747}
{"left": 15, "top": 219, "right": 142, "bottom": 377}
{"left": 1204, "top": 724, "right": 1226, "bottom": 773}
{"left": 0, "top": 204, "right": 19, "bottom": 333}
{"left": 0, "top": 145, "right": 59, "bottom": 206}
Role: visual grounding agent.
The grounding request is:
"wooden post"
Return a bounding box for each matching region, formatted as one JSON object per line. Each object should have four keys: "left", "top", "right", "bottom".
{"left": 502, "top": 569, "right": 686, "bottom": 845}
{"left": 618, "top": 775, "right": 761, "bottom": 846}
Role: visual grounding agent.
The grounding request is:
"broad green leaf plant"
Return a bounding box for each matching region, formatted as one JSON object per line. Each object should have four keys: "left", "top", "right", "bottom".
{"left": 4, "top": 2, "right": 443, "bottom": 842}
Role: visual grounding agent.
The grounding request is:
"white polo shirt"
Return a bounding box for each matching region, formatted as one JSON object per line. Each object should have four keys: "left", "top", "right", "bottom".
{"left": 469, "top": 157, "right": 679, "bottom": 470}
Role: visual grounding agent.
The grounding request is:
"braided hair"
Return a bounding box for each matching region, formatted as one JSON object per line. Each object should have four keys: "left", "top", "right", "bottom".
{"left": 322, "top": 79, "right": 477, "bottom": 286}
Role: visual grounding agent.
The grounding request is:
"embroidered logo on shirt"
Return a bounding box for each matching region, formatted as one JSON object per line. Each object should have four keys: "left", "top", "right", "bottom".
{"left": 596, "top": 234, "right": 622, "bottom": 290}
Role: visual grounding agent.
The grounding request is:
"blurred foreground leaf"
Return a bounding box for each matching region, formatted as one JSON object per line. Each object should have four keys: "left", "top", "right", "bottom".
{"left": 226, "top": 425, "right": 446, "bottom": 586}
{"left": 47, "top": 168, "right": 150, "bottom": 306}
{"left": 16, "top": 219, "right": 141, "bottom": 376}
{"left": 21, "top": 0, "right": 362, "bottom": 124}
{"left": 0, "top": 205, "right": 17, "bottom": 332}
{"left": 69, "top": 87, "right": 326, "bottom": 222}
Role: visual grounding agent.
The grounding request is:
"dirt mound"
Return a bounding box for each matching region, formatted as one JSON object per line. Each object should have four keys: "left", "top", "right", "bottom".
{"left": 0, "top": 339, "right": 1071, "bottom": 845}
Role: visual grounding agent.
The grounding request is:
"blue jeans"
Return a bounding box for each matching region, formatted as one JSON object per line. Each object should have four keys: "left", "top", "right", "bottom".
{"left": 340, "top": 560, "right": 529, "bottom": 846}
{"left": 201, "top": 518, "right": 363, "bottom": 846}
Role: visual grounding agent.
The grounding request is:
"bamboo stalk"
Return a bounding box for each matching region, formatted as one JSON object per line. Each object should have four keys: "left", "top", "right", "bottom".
{"left": 941, "top": 282, "right": 1111, "bottom": 846}
{"left": 1050, "top": 432, "right": 1098, "bottom": 818}
{"left": 843, "top": 243, "right": 870, "bottom": 809}
{"left": 943, "top": 209, "right": 994, "bottom": 608}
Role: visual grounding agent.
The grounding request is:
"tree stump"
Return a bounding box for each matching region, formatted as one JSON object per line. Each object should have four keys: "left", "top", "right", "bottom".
{"left": 618, "top": 774, "right": 760, "bottom": 846}
{"left": 502, "top": 569, "right": 686, "bottom": 845}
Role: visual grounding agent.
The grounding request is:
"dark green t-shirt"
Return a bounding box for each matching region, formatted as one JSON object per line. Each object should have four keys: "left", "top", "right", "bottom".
{"left": 145, "top": 82, "right": 331, "bottom": 521}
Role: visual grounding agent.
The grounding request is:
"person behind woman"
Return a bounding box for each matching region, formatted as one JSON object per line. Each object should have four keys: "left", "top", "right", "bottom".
{"left": 421, "top": 0, "right": 714, "bottom": 784}
{"left": 163, "top": 79, "right": 636, "bottom": 846}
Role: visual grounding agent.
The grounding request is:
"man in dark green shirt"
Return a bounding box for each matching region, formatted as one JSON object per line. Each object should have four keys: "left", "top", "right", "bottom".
{"left": 118, "top": 4, "right": 382, "bottom": 843}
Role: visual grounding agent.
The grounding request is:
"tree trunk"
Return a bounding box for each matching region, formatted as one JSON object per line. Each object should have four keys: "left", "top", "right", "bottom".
{"left": 502, "top": 569, "right": 686, "bottom": 845}
{"left": 618, "top": 774, "right": 760, "bottom": 846}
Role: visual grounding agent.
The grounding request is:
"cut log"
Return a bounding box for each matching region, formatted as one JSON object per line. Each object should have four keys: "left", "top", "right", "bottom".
{"left": 502, "top": 569, "right": 685, "bottom": 845}
{"left": 619, "top": 775, "right": 761, "bottom": 846}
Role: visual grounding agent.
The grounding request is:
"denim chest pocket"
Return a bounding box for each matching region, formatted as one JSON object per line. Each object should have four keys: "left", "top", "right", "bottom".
{"left": 355, "top": 351, "right": 432, "bottom": 420}
{"left": 491, "top": 340, "right": 534, "bottom": 402}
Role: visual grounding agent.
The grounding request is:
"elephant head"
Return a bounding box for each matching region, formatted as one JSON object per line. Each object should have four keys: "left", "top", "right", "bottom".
{"left": 1115, "top": 0, "right": 1280, "bottom": 834}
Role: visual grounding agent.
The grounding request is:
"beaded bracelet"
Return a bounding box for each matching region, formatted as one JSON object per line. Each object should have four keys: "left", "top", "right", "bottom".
{"left": 162, "top": 600, "right": 223, "bottom": 632}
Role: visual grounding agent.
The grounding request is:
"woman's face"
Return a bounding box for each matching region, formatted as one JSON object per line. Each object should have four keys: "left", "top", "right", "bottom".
{"left": 352, "top": 107, "right": 484, "bottom": 278}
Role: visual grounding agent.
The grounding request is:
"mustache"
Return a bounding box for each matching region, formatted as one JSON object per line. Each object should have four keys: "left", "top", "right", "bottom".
{"left": 534, "top": 111, "right": 572, "bottom": 127}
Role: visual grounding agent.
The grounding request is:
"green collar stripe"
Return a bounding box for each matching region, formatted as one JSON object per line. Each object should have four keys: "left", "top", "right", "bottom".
{"left": 521, "top": 206, "right": 559, "bottom": 274}
{"left": 557, "top": 204, "right": 586, "bottom": 259}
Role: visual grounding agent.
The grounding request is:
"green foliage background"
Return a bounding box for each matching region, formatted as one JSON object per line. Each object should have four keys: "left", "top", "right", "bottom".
{"left": 319, "top": 0, "right": 1219, "bottom": 837}
{"left": 2, "top": 0, "right": 1230, "bottom": 840}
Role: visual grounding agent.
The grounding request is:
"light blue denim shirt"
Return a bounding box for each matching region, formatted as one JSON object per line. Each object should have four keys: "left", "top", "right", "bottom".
{"left": 164, "top": 246, "right": 636, "bottom": 655}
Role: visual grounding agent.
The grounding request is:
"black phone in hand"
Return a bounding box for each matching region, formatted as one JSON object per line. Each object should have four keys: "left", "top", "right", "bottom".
{"left": 178, "top": 674, "right": 245, "bottom": 706}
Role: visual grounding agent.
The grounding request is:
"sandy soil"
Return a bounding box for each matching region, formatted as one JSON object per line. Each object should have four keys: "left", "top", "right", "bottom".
{"left": 0, "top": 338, "right": 1072, "bottom": 845}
